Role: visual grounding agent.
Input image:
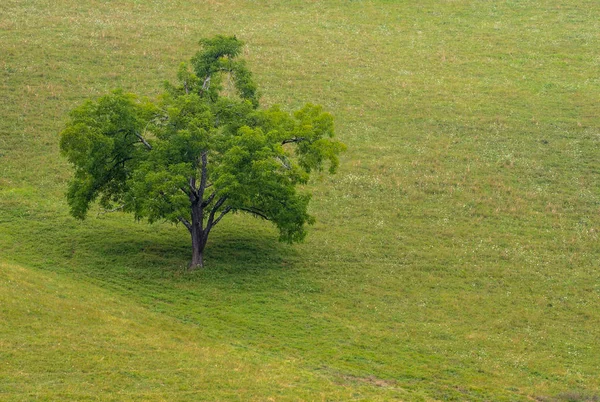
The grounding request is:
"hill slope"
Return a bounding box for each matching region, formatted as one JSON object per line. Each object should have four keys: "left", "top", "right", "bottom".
{"left": 1, "top": 0, "right": 599, "bottom": 400}
{"left": 0, "top": 261, "right": 410, "bottom": 400}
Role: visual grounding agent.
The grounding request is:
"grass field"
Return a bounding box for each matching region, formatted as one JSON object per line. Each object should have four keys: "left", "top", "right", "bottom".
{"left": 1, "top": 0, "right": 599, "bottom": 400}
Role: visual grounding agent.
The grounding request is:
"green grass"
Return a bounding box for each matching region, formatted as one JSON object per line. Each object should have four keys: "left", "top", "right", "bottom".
{"left": 1, "top": 0, "right": 599, "bottom": 400}
{"left": 0, "top": 261, "right": 409, "bottom": 400}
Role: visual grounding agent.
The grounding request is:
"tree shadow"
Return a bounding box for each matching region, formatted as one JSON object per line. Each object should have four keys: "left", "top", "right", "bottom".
{"left": 69, "top": 216, "right": 300, "bottom": 281}
{"left": 5, "top": 210, "right": 305, "bottom": 312}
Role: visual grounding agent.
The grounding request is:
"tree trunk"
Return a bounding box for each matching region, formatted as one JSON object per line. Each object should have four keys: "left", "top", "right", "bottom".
{"left": 190, "top": 234, "right": 204, "bottom": 269}
{"left": 189, "top": 200, "right": 205, "bottom": 270}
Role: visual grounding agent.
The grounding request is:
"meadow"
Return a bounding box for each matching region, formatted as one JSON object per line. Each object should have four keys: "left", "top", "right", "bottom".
{"left": 1, "top": 0, "right": 599, "bottom": 400}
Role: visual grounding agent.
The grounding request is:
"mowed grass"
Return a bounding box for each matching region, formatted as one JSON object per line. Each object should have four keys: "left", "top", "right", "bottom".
{"left": 1, "top": 0, "right": 599, "bottom": 400}
{"left": 0, "top": 261, "right": 407, "bottom": 400}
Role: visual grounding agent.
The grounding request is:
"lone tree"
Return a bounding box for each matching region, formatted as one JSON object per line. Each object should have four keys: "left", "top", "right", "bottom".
{"left": 60, "top": 35, "right": 345, "bottom": 268}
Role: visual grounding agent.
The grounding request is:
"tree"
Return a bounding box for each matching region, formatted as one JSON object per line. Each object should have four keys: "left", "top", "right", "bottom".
{"left": 60, "top": 35, "right": 345, "bottom": 269}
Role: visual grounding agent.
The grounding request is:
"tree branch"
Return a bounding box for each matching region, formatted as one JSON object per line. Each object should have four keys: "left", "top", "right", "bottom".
{"left": 202, "top": 76, "right": 211, "bottom": 91}
{"left": 236, "top": 207, "right": 270, "bottom": 220}
{"left": 178, "top": 216, "right": 192, "bottom": 232}
{"left": 282, "top": 137, "right": 308, "bottom": 145}
{"left": 96, "top": 204, "right": 125, "bottom": 216}
{"left": 199, "top": 75, "right": 211, "bottom": 96}
{"left": 109, "top": 157, "right": 133, "bottom": 171}
{"left": 276, "top": 156, "right": 291, "bottom": 170}
{"left": 189, "top": 177, "right": 197, "bottom": 193}
{"left": 212, "top": 206, "right": 232, "bottom": 227}
{"left": 135, "top": 132, "right": 153, "bottom": 150}
{"left": 198, "top": 152, "right": 208, "bottom": 202}
{"left": 207, "top": 196, "right": 228, "bottom": 227}
{"left": 182, "top": 177, "right": 199, "bottom": 202}
{"left": 179, "top": 187, "right": 187, "bottom": 195}
{"left": 201, "top": 191, "right": 217, "bottom": 208}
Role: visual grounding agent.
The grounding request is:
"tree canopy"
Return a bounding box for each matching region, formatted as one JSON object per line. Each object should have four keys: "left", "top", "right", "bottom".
{"left": 60, "top": 35, "right": 345, "bottom": 268}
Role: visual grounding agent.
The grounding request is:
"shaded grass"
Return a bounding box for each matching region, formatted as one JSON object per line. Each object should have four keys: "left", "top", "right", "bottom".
{"left": 1, "top": 0, "right": 600, "bottom": 400}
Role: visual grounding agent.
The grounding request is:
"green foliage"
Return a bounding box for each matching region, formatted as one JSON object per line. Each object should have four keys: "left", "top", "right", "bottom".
{"left": 59, "top": 35, "right": 345, "bottom": 256}
{"left": 59, "top": 90, "right": 157, "bottom": 219}
{"left": 189, "top": 35, "right": 259, "bottom": 107}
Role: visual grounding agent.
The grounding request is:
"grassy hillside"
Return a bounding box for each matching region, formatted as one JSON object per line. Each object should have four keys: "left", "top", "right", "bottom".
{"left": 0, "top": 261, "right": 407, "bottom": 400}
{"left": 1, "top": 0, "right": 599, "bottom": 400}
